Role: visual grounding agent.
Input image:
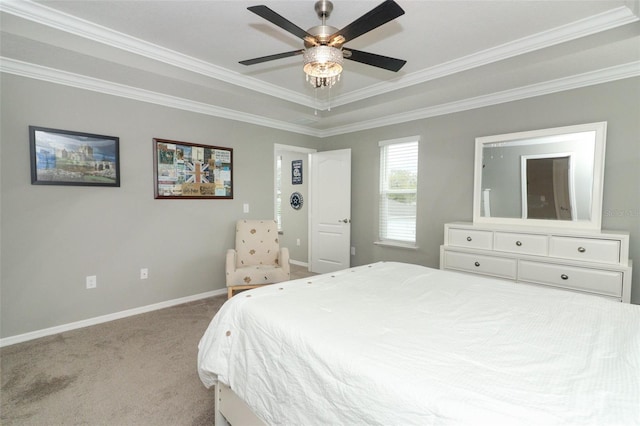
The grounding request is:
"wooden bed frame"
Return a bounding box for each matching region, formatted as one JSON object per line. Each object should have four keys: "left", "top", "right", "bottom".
{"left": 215, "top": 382, "right": 266, "bottom": 426}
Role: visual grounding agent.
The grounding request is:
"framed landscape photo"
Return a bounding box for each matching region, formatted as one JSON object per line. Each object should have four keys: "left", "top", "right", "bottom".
{"left": 153, "top": 138, "right": 233, "bottom": 199}
{"left": 29, "top": 126, "right": 120, "bottom": 187}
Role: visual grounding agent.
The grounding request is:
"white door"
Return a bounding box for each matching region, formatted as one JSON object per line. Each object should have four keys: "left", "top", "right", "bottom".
{"left": 309, "top": 149, "right": 351, "bottom": 273}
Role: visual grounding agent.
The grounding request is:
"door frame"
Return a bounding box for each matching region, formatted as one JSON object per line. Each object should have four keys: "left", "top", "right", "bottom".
{"left": 520, "top": 152, "right": 576, "bottom": 220}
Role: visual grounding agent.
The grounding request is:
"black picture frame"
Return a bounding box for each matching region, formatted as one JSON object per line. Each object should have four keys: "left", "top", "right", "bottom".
{"left": 292, "top": 159, "right": 303, "bottom": 185}
{"left": 153, "top": 138, "right": 233, "bottom": 199}
{"left": 29, "top": 126, "right": 120, "bottom": 187}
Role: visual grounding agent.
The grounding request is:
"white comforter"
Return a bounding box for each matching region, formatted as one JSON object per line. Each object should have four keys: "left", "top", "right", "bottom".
{"left": 198, "top": 262, "right": 640, "bottom": 425}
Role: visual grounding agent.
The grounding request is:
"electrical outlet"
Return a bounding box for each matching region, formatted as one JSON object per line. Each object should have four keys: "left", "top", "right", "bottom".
{"left": 86, "top": 275, "right": 97, "bottom": 289}
{"left": 296, "top": 238, "right": 301, "bottom": 246}
{"left": 351, "top": 246, "right": 356, "bottom": 256}
{"left": 243, "top": 203, "right": 249, "bottom": 213}
{"left": 140, "top": 268, "right": 149, "bottom": 280}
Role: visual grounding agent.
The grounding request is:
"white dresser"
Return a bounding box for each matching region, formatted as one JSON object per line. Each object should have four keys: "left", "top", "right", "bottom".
{"left": 440, "top": 222, "right": 633, "bottom": 303}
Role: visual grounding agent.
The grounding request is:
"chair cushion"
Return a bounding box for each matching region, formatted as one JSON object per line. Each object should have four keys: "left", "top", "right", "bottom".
{"left": 235, "top": 220, "right": 280, "bottom": 267}
{"left": 226, "top": 265, "right": 290, "bottom": 286}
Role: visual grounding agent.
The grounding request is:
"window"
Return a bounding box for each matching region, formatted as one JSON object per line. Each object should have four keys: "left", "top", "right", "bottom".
{"left": 379, "top": 137, "right": 419, "bottom": 245}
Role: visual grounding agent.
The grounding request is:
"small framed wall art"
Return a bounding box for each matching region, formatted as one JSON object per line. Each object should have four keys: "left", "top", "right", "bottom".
{"left": 290, "top": 191, "right": 303, "bottom": 210}
{"left": 29, "top": 126, "right": 120, "bottom": 187}
{"left": 292, "top": 159, "right": 303, "bottom": 184}
{"left": 153, "top": 138, "right": 233, "bottom": 199}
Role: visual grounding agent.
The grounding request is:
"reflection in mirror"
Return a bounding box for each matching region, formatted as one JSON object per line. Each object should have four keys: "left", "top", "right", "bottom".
{"left": 473, "top": 122, "right": 607, "bottom": 230}
{"left": 523, "top": 154, "right": 574, "bottom": 220}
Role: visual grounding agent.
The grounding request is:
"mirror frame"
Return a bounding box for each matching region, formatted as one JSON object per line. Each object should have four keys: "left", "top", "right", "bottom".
{"left": 473, "top": 122, "right": 607, "bottom": 230}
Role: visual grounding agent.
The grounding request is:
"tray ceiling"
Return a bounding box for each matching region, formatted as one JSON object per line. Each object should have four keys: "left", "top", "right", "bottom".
{"left": 1, "top": 0, "right": 639, "bottom": 137}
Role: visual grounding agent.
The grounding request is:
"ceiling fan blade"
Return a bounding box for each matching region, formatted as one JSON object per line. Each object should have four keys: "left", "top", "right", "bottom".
{"left": 329, "top": 0, "right": 404, "bottom": 45}
{"left": 248, "top": 5, "right": 314, "bottom": 41}
{"left": 239, "top": 50, "right": 304, "bottom": 66}
{"left": 343, "top": 48, "right": 406, "bottom": 72}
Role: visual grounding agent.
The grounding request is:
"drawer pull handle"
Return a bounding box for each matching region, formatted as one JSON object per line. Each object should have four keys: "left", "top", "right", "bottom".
{"left": 474, "top": 262, "right": 480, "bottom": 267}
{"left": 467, "top": 236, "right": 472, "bottom": 242}
{"left": 561, "top": 274, "right": 569, "bottom": 280}
{"left": 516, "top": 241, "right": 522, "bottom": 246}
{"left": 578, "top": 247, "right": 586, "bottom": 253}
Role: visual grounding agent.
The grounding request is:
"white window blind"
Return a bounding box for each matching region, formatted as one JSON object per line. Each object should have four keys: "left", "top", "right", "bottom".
{"left": 379, "top": 137, "right": 419, "bottom": 244}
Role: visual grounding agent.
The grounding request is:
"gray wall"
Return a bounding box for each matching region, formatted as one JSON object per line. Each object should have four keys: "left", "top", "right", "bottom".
{"left": 2, "top": 74, "right": 638, "bottom": 340}
{"left": 278, "top": 150, "right": 310, "bottom": 265}
{"left": 0, "top": 74, "right": 317, "bottom": 339}
{"left": 320, "top": 78, "right": 639, "bottom": 304}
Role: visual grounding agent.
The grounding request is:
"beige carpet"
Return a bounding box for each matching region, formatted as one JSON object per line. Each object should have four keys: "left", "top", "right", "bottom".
{"left": 1, "top": 295, "right": 226, "bottom": 425}
{"left": 1, "top": 265, "right": 314, "bottom": 425}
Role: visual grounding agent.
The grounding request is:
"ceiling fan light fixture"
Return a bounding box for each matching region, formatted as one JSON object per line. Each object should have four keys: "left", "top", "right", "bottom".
{"left": 303, "top": 46, "right": 343, "bottom": 88}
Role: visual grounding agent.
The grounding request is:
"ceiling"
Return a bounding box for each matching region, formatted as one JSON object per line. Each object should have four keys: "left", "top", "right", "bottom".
{"left": 1, "top": 0, "right": 639, "bottom": 137}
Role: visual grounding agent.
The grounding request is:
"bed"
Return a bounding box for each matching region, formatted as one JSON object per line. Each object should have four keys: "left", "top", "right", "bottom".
{"left": 197, "top": 262, "right": 640, "bottom": 425}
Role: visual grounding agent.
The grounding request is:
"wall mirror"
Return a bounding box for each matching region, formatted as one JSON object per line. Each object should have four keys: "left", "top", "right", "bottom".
{"left": 473, "top": 122, "right": 607, "bottom": 230}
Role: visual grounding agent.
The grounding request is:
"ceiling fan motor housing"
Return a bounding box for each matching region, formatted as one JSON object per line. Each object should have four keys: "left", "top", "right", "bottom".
{"left": 305, "top": 25, "right": 340, "bottom": 47}
{"left": 306, "top": 0, "right": 339, "bottom": 47}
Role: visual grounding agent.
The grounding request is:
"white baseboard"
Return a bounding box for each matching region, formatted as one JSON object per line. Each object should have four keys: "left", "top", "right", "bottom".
{"left": 289, "top": 260, "right": 309, "bottom": 267}
{"left": 0, "top": 288, "right": 227, "bottom": 348}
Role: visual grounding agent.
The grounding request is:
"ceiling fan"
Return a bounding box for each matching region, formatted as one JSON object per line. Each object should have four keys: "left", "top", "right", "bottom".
{"left": 240, "top": 0, "right": 407, "bottom": 88}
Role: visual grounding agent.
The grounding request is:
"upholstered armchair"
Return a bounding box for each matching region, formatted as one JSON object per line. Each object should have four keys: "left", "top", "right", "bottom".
{"left": 225, "top": 219, "right": 290, "bottom": 298}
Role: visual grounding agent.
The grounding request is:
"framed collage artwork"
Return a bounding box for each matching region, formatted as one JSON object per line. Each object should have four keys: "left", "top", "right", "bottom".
{"left": 153, "top": 138, "right": 233, "bottom": 199}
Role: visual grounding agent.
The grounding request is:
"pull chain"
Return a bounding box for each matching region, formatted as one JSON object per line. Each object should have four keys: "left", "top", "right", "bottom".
{"left": 314, "top": 88, "right": 318, "bottom": 115}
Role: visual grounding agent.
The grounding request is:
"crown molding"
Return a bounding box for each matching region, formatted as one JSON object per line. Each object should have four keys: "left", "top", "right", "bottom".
{"left": 0, "top": 0, "right": 318, "bottom": 109}
{"left": 2, "top": 57, "right": 638, "bottom": 138}
{"left": 0, "top": 57, "right": 322, "bottom": 137}
{"left": 2, "top": 1, "right": 637, "bottom": 114}
{"left": 625, "top": 0, "right": 640, "bottom": 18}
{"left": 329, "top": 5, "right": 639, "bottom": 108}
{"left": 321, "top": 61, "right": 640, "bottom": 137}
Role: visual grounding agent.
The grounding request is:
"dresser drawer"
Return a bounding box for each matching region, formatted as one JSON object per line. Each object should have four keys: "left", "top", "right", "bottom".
{"left": 549, "top": 236, "right": 620, "bottom": 264}
{"left": 518, "top": 260, "right": 622, "bottom": 298}
{"left": 448, "top": 228, "right": 493, "bottom": 249}
{"left": 494, "top": 232, "right": 548, "bottom": 256}
{"left": 443, "top": 251, "right": 516, "bottom": 280}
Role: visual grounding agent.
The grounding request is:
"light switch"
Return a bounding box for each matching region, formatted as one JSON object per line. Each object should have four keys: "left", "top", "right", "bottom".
{"left": 243, "top": 203, "right": 249, "bottom": 213}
